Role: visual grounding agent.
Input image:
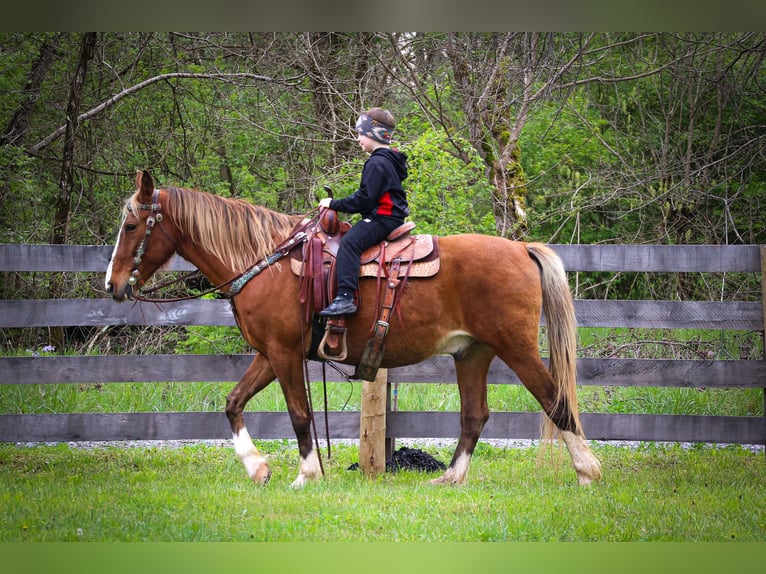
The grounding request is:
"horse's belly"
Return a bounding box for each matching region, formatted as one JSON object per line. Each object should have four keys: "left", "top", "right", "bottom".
{"left": 367, "top": 328, "right": 476, "bottom": 368}
{"left": 434, "top": 330, "right": 476, "bottom": 358}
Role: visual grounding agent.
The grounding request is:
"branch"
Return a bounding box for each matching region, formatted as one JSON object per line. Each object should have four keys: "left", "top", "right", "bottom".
{"left": 27, "top": 71, "right": 285, "bottom": 154}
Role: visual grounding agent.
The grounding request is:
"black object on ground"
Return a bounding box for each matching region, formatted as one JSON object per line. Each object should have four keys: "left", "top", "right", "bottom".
{"left": 347, "top": 447, "right": 447, "bottom": 473}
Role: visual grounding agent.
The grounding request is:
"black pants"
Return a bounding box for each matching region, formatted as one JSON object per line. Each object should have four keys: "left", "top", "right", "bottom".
{"left": 335, "top": 216, "right": 402, "bottom": 299}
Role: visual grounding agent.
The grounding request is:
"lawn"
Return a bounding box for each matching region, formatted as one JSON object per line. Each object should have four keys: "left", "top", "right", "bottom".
{"left": 1, "top": 440, "right": 763, "bottom": 542}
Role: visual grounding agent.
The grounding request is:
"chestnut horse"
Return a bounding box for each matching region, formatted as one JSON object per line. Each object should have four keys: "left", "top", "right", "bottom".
{"left": 105, "top": 170, "right": 602, "bottom": 488}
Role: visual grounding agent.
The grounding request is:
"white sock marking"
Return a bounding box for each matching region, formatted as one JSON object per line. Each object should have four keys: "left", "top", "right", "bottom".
{"left": 232, "top": 428, "right": 267, "bottom": 481}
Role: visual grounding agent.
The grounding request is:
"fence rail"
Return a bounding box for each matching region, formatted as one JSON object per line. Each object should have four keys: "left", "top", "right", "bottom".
{"left": 1, "top": 243, "right": 764, "bottom": 446}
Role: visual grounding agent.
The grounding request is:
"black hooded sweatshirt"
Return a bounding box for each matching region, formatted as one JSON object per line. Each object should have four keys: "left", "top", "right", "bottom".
{"left": 329, "top": 148, "right": 409, "bottom": 222}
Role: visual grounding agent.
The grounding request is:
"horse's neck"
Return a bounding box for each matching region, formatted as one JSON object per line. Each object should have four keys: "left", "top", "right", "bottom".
{"left": 174, "top": 240, "right": 241, "bottom": 287}
{"left": 174, "top": 213, "right": 302, "bottom": 287}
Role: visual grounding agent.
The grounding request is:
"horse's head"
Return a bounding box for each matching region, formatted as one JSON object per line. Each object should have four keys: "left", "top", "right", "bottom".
{"left": 105, "top": 170, "right": 177, "bottom": 301}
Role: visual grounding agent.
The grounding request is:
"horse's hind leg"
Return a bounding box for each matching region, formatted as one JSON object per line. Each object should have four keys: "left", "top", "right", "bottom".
{"left": 502, "top": 351, "right": 601, "bottom": 485}
{"left": 558, "top": 428, "right": 602, "bottom": 486}
{"left": 432, "top": 343, "right": 494, "bottom": 485}
{"left": 226, "top": 353, "right": 276, "bottom": 485}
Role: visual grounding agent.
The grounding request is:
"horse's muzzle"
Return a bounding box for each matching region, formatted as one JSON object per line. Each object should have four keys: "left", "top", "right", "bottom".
{"left": 107, "top": 282, "right": 133, "bottom": 302}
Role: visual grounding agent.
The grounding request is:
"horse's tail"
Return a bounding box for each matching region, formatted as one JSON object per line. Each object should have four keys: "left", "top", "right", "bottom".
{"left": 525, "top": 243, "right": 583, "bottom": 439}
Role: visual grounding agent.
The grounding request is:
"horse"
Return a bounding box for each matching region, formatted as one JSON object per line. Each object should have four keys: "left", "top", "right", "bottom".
{"left": 105, "top": 170, "right": 602, "bottom": 488}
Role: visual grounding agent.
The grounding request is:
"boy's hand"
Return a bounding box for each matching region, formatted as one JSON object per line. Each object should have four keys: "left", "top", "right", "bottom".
{"left": 319, "top": 198, "right": 332, "bottom": 209}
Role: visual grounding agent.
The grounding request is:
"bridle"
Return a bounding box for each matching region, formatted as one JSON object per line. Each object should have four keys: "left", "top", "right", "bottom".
{"left": 123, "top": 189, "right": 312, "bottom": 302}
{"left": 122, "top": 189, "right": 227, "bottom": 302}
{"left": 125, "top": 189, "right": 167, "bottom": 290}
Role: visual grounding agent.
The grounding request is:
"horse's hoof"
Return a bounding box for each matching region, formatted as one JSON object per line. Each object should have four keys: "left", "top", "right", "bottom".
{"left": 290, "top": 474, "right": 309, "bottom": 489}
{"left": 252, "top": 465, "right": 272, "bottom": 485}
{"left": 430, "top": 474, "right": 462, "bottom": 486}
{"left": 576, "top": 466, "right": 601, "bottom": 486}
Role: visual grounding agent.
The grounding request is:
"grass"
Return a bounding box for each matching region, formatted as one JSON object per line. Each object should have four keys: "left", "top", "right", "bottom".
{"left": 1, "top": 379, "right": 761, "bottom": 418}
{"left": 1, "top": 327, "right": 763, "bottom": 544}
{"left": 0, "top": 441, "right": 764, "bottom": 541}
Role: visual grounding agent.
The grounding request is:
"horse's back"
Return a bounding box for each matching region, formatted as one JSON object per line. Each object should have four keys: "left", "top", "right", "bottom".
{"left": 434, "top": 234, "right": 544, "bottom": 293}
{"left": 351, "top": 233, "right": 546, "bottom": 366}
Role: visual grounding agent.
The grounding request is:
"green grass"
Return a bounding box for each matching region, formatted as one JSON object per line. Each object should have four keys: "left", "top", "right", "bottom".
{"left": 2, "top": 379, "right": 761, "bottom": 418}
{"left": 0, "top": 381, "right": 361, "bottom": 414}
{"left": 2, "top": 327, "right": 763, "bottom": 543}
{"left": 0, "top": 441, "right": 763, "bottom": 541}
{"left": 575, "top": 327, "right": 763, "bottom": 361}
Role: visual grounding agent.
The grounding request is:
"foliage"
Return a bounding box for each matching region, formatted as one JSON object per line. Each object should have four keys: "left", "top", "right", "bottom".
{"left": 176, "top": 325, "right": 250, "bottom": 355}
{"left": 2, "top": 33, "right": 763, "bottom": 249}
{"left": 522, "top": 95, "right": 615, "bottom": 245}
{"left": 2, "top": 31, "right": 765, "bottom": 351}
{"left": 399, "top": 121, "right": 495, "bottom": 235}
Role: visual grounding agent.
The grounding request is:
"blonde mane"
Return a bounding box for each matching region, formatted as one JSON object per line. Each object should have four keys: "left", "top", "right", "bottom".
{"left": 126, "top": 186, "right": 300, "bottom": 273}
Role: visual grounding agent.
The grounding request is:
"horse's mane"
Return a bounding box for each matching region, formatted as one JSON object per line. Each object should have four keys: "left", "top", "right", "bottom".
{"left": 126, "top": 186, "right": 300, "bottom": 273}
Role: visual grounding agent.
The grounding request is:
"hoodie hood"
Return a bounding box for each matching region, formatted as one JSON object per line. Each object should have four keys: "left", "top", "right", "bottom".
{"left": 375, "top": 147, "right": 408, "bottom": 181}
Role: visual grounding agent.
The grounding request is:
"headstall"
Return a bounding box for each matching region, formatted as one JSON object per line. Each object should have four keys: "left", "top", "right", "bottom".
{"left": 127, "top": 189, "right": 163, "bottom": 288}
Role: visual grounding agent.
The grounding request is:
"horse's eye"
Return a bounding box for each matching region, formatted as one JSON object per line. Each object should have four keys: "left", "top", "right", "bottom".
{"left": 125, "top": 224, "right": 138, "bottom": 232}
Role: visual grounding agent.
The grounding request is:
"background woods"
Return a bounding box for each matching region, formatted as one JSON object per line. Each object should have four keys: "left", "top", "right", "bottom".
{"left": 1, "top": 32, "right": 765, "bottom": 352}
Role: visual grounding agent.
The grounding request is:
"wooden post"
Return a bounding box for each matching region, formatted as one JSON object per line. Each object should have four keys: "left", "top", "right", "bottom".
{"left": 385, "top": 381, "right": 397, "bottom": 462}
{"left": 359, "top": 368, "right": 388, "bottom": 477}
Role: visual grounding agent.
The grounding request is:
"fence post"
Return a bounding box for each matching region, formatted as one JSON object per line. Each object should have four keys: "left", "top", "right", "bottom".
{"left": 386, "top": 381, "right": 397, "bottom": 462}
{"left": 359, "top": 368, "right": 387, "bottom": 477}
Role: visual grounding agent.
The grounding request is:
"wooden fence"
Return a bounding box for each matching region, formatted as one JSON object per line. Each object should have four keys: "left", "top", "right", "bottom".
{"left": 0, "top": 243, "right": 764, "bottom": 447}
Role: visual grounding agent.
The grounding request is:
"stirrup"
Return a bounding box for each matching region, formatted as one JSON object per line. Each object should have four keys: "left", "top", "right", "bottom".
{"left": 317, "top": 318, "right": 348, "bottom": 361}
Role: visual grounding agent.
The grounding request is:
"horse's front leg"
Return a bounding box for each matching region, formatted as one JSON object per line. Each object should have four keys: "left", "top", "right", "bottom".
{"left": 226, "top": 353, "right": 276, "bottom": 485}
{"left": 273, "top": 350, "right": 323, "bottom": 489}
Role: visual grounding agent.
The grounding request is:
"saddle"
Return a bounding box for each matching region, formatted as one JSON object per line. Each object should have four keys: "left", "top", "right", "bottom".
{"left": 290, "top": 217, "right": 438, "bottom": 281}
{"left": 290, "top": 208, "right": 440, "bottom": 380}
{"left": 290, "top": 209, "right": 440, "bottom": 313}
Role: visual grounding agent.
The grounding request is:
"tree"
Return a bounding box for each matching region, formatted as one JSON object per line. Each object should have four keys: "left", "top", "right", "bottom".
{"left": 50, "top": 32, "right": 97, "bottom": 246}
{"left": 1, "top": 32, "right": 764, "bottom": 253}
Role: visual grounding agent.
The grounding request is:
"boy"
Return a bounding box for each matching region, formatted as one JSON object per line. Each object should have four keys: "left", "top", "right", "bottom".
{"left": 318, "top": 107, "right": 409, "bottom": 316}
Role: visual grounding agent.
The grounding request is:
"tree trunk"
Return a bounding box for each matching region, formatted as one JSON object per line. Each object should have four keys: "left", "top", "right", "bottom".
{"left": 446, "top": 32, "right": 531, "bottom": 239}
{"left": 48, "top": 32, "right": 96, "bottom": 350}
{"left": 50, "top": 32, "right": 96, "bottom": 246}
{"left": 1, "top": 34, "right": 62, "bottom": 211}
{"left": 2, "top": 34, "right": 62, "bottom": 147}
{"left": 489, "top": 142, "right": 529, "bottom": 239}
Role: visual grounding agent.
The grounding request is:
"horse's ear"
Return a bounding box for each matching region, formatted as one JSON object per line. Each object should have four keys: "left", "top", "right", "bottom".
{"left": 136, "top": 170, "right": 154, "bottom": 202}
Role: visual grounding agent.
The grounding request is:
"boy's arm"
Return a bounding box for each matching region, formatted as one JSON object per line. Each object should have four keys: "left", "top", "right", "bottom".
{"left": 329, "top": 160, "right": 385, "bottom": 214}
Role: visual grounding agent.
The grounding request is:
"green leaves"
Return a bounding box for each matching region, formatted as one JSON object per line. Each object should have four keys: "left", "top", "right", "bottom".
{"left": 400, "top": 124, "right": 494, "bottom": 236}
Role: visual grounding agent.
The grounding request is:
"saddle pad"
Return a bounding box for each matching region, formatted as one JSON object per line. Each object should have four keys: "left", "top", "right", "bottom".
{"left": 360, "top": 233, "right": 434, "bottom": 264}
{"left": 290, "top": 234, "right": 440, "bottom": 279}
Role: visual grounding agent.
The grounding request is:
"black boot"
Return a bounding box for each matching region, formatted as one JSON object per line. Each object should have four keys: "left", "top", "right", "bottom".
{"left": 319, "top": 295, "right": 357, "bottom": 317}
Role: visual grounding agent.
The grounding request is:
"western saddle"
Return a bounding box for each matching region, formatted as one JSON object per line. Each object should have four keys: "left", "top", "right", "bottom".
{"left": 290, "top": 208, "right": 440, "bottom": 380}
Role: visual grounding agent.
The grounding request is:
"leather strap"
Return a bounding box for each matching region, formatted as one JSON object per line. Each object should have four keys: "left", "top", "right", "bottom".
{"left": 310, "top": 236, "right": 325, "bottom": 312}
{"left": 370, "top": 258, "right": 401, "bottom": 348}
